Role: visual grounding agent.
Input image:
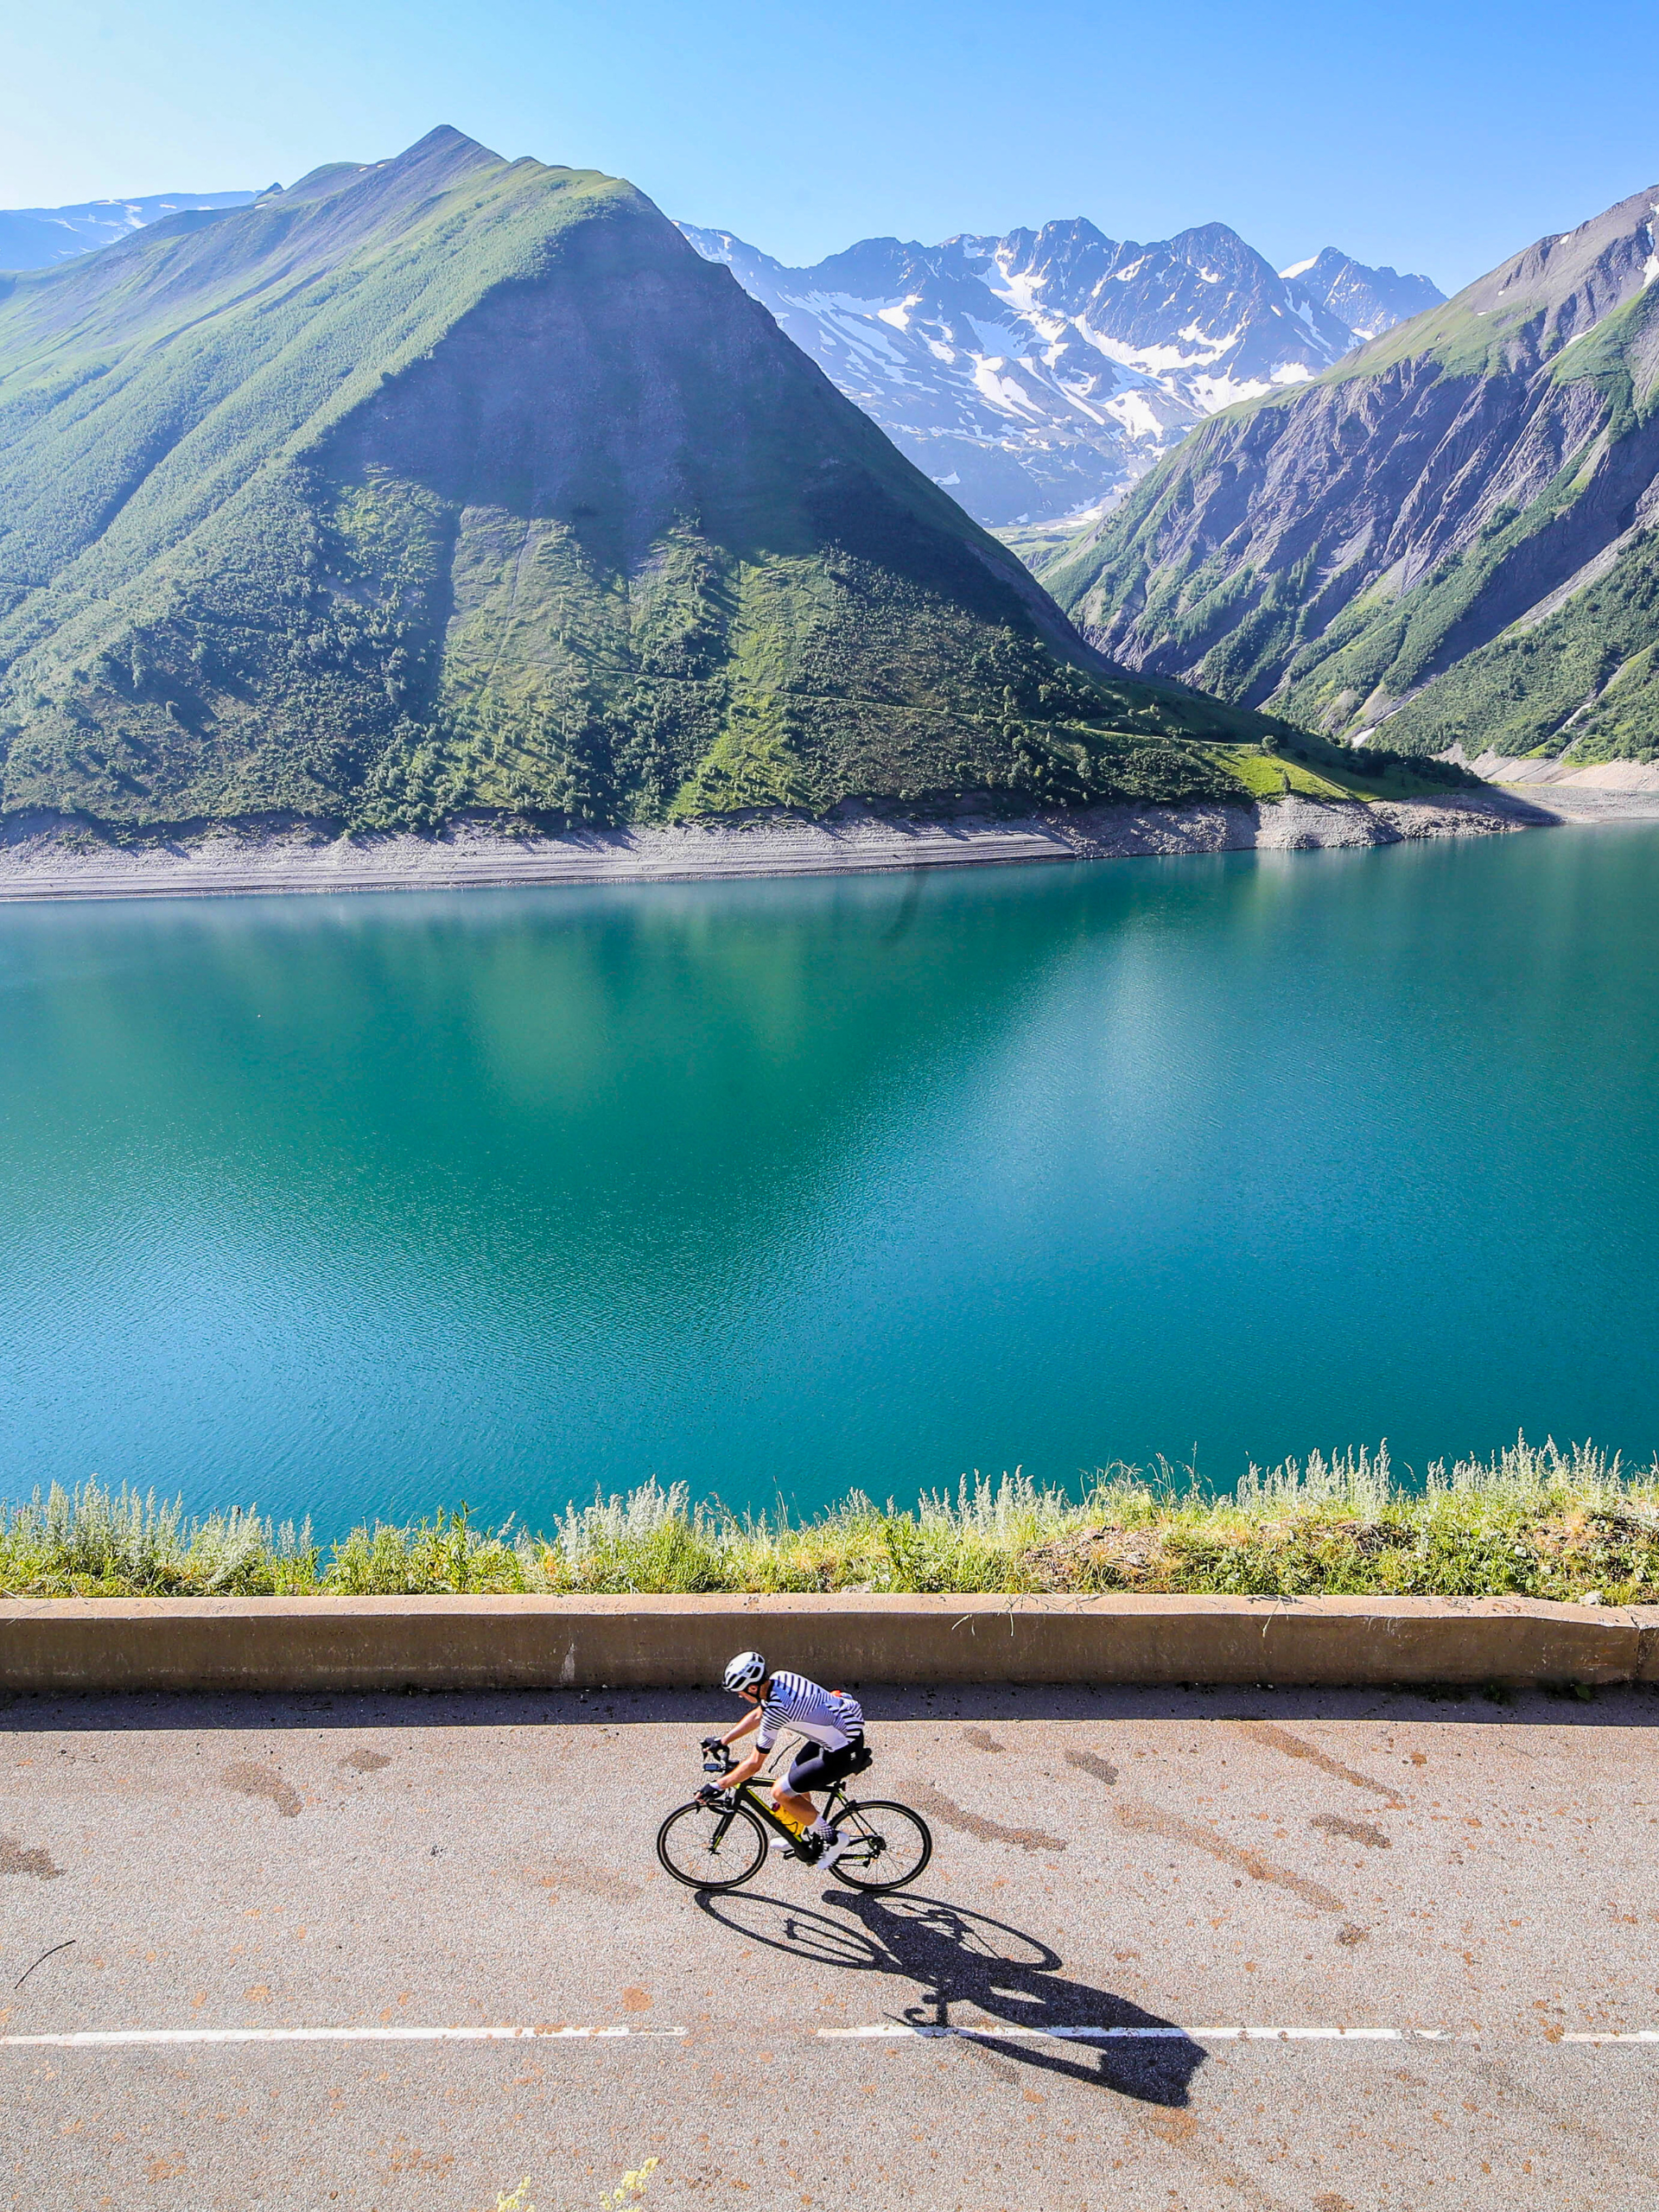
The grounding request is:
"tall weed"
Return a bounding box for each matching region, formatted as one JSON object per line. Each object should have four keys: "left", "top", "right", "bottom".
{"left": 3, "top": 1440, "right": 1656, "bottom": 1601}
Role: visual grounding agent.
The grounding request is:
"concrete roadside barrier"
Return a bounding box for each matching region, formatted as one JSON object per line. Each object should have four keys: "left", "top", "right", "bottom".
{"left": 3, "top": 1592, "right": 1658, "bottom": 1694}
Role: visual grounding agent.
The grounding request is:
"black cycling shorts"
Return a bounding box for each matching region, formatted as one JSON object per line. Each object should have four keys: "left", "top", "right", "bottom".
{"left": 786, "top": 1737, "right": 868, "bottom": 1795}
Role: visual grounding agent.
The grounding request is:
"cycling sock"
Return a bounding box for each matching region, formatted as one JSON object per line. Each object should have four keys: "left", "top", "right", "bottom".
{"left": 809, "top": 1816, "right": 838, "bottom": 1841}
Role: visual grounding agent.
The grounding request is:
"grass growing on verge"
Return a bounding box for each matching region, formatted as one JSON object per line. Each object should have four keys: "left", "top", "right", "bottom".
{"left": 3, "top": 1440, "right": 1659, "bottom": 1604}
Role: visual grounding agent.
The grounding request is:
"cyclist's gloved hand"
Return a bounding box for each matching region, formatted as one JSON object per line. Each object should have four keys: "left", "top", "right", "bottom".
{"left": 696, "top": 1782, "right": 728, "bottom": 1806}
{"left": 700, "top": 1735, "right": 725, "bottom": 1751}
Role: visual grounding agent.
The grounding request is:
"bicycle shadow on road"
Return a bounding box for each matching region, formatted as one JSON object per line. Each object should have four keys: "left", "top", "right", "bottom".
{"left": 695, "top": 1885, "right": 1205, "bottom": 2106}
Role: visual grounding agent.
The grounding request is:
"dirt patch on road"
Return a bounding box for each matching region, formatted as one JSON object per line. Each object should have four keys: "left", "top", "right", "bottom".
{"left": 1116, "top": 1800, "right": 1345, "bottom": 1913}
{"left": 220, "top": 1763, "right": 302, "bottom": 1817}
{"left": 1065, "top": 1750, "right": 1119, "bottom": 1786}
{"left": 1311, "top": 1812, "right": 1392, "bottom": 1850}
{"left": 1232, "top": 1721, "right": 1403, "bottom": 1804}
{"left": 0, "top": 1836, "right": 63, "bottom": 1879}
{"left": 904, "top": 1782, "right": 1067, "bottom": 1855}
{"left": 339, "top": 1749, "right": 393, "bottom": 1774}
{"left": 533, "top": 1858, "right": 645, "bottom": 1904}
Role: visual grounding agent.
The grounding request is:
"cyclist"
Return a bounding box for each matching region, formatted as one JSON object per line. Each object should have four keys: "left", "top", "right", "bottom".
{"left": 702, "top": 1652, "right": 866, "bottom": 1866}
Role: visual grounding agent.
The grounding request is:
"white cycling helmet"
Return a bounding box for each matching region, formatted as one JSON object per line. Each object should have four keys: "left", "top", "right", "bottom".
{"left": 723, "top": 1649, "right": 767, "bottom": 1694}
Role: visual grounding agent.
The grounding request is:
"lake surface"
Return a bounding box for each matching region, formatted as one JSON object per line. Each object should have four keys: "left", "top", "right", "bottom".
{"left": 3, "top": 825, "right": 1657, "bottom": 1533}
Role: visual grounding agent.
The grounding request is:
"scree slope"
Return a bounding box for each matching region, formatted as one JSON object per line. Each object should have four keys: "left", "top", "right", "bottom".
{"left": 1045, "top": 184, "right": 1659, "bottom": 767}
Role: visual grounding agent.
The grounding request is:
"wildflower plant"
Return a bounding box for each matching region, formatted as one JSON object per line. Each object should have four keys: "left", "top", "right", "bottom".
{"left": 602, "top": 2157, "right": 659, "bottom": 2209}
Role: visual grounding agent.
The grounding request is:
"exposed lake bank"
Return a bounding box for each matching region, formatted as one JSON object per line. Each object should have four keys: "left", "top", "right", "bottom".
{"left": 0, "top": 785, "right": 1612, "bottom": 903}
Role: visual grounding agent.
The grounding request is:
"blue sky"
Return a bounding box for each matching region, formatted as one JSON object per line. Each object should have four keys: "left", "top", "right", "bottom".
{"left": 3, "top": 0, "right": 1655, "bottom": 289}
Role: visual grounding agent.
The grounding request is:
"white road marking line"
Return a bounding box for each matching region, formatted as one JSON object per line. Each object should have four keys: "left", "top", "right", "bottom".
{"left": 1, "top": 2020, "right": 1626, "bottom": 2052}
{"left": 822, "top": 2024, "right": 1192, "bottom": 2041}
{"left": 1205, "top": 2029, "right": 1407, "bottom": 2043}
{"left": 820, "top": 2024, "right": 1471, "bottom": 2044}
{"left": 0, "top": 2025, "right": 688, "bottom": 2050}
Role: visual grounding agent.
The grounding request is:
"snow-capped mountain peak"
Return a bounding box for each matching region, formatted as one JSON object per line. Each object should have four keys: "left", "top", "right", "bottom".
{"left": 682, "top": 216, "right": 1446, "bottom": 526}
{"left": 0, "top": 191, "right": 257, "bottom": 270}
{"left": 1276, "top": 247, "right": 1446, "bottom": 343}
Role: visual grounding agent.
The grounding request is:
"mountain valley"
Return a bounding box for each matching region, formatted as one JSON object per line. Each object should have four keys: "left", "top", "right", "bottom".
{"left": 1045, "top": 184, "right": 1659, "bottom": 766}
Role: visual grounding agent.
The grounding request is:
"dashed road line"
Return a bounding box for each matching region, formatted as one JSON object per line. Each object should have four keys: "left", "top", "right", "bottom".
{"left": 0, "top": 2025, "right": 689, "bottom": 2050}
{"left": 820, "top": 2024, "right": 1476, "bottom": 2044}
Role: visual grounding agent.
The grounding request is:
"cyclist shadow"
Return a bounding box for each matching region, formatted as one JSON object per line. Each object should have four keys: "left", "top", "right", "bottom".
{"left": 694, "top": 1886, "right": 1205, "bottom": 2106}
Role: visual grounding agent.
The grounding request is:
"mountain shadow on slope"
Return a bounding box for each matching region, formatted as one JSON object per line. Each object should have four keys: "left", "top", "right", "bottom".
{"left": 0, "top": 128, "right": 1275, "bottom": 835}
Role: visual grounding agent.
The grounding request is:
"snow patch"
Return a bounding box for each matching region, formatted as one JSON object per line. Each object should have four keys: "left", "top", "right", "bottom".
{"left": 807, "top": 308, "right": 906, "bottom": 365}
{"left": 971, "top": 359, "right": 1046, "bottom": 417}
{"left": 794, "top": 288, "right": 904, "bottom": 320}
{"left": 1279, "top": 255, "right": 1319, "bottom": 280}
{"left": 984, "top": 263, "right": 1049, "bottom": 316}
{"left": 1103, "top": 391, "right": 1167, "bottom": 439}
{"left": 1189, "top": 373, "right": 1273, "bottom": 410}
{"left": 967, "top": 316, "right": 1031, "bottom": 355}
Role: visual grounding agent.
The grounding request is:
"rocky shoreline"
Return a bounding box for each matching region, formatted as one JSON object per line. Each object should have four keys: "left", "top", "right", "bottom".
{"left": 0, "top": 785, "right": 1639, "bottom": 905}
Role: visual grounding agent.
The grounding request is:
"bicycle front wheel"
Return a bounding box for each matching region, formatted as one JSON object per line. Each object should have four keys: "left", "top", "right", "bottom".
{"left": 657, "top": 1800, "right": 769, "bottom": 1891}
{"left": 829, "top": 1800, "right": 932, "bottom": 1892}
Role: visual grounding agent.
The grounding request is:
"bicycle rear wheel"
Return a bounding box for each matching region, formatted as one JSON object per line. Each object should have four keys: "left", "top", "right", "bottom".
{"left": 828, "top": 1800, "right": 932, "bottom": 1892}
{"left": 657, "top": 1800, "right": 769, "bottom": 1891}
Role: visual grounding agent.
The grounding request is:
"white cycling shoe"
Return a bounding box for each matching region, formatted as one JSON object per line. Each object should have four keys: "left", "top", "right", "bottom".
{"left": 816, "top": 1831, "right": 852, "bottom": 1871}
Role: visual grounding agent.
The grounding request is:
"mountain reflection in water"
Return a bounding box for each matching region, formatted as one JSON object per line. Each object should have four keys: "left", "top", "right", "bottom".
{"left": 1, "top": 826, "right": 1656, "bottom": 1529}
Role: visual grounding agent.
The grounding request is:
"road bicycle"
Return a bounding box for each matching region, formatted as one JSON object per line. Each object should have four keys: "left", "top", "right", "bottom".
{"left": 656, "top": 1740, "right": 932, "bottom": 1895}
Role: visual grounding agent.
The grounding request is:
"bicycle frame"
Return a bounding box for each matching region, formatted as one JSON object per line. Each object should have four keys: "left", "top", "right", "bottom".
{"left": 707, "top": 1745, "right": 851, "bottom": 1856}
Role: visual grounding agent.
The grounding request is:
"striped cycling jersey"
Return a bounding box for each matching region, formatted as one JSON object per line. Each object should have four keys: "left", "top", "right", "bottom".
{"left": 755, "top": 1671, "right": 864, "bottom": 1754}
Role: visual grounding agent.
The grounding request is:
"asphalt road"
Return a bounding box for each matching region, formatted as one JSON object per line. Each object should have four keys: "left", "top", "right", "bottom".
{"left": 3, "top": 1681, "right": 1656, "bottom": 2209}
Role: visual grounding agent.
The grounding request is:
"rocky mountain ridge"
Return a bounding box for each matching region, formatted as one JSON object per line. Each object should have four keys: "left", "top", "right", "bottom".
{"left": 1279, "top": 249, "right": 1446, "bottom": 341}
{"left": 0, "top": 128, "right": 1274, "bottom": 836}
{"left": 681, "top": 218, "right": 1443, "bottom": 526}
{"left": 1044, "top": 183, "right": 1659, "bottom": 764}
{"left": 0, "top": 190, "right": 257, "bottom": 269}
{"left": 3, "top": 183, "right": 1442, "bottom": 533}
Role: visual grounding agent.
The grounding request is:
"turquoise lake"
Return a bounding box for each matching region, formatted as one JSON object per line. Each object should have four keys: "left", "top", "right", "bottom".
{"left": 2, "top": 824, "right": 1656, "bottom": 1533}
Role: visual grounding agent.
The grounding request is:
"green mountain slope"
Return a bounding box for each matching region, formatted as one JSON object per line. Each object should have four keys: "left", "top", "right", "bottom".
{"left": 1044, "top": 185, "right": 1659, "bottom": 763}
{"left": 0, "top": 128, "right": 1273, "bottom": 832}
